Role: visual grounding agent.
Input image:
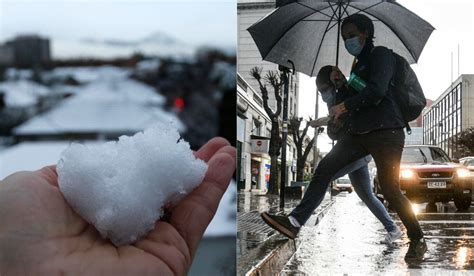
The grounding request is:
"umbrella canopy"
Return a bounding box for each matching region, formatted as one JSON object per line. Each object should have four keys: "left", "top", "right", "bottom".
{"left": 248, "top": 0, "right": 434, "bottom": 77}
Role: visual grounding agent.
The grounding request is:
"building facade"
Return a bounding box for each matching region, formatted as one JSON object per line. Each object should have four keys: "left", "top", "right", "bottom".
{"left": 0, "top": 45, "right": 15, "bottom": 67}
{"left": 423, "top": 75, "right": 474, "bottom": 157}
{"left": 2, "top": 35, "right": 51, "bottom": 68}
{"left": 237, "top": 0, "right": 299, "bottom": 191}
{"left": 237, "top": 0, "right": 299, "bottom": 119}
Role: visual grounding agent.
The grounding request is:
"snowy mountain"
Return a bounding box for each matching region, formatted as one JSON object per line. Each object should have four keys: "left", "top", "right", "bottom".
{"left": 54, "top": 31, "right": 194, "bottom": 59}
{"left": 81, "top": 31, "right": 183, "bottom": 48}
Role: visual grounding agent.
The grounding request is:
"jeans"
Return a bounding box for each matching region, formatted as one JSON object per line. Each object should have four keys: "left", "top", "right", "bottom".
{"left": 290, "top": 129, "right": 423, "bottom": 240}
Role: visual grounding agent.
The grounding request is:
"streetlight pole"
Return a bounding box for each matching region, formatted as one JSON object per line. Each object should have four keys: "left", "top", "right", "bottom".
{"left": 279, "top": 61, "right": 294, "bottom": 210}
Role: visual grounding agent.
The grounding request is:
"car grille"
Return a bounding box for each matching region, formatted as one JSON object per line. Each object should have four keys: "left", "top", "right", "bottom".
{"left": 417, "top": 171, "right": 453, "bottom": 178}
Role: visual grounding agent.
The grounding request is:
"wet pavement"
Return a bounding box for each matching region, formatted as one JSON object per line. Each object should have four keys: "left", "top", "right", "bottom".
{"left": 237, "top": 190, "right": 332, "bottom": 275}
{"left": 281, "top": 192, "right": 474, "bottom": 275}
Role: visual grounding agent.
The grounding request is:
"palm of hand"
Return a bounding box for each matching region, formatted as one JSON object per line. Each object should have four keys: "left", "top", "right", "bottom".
{"left": 0, "top": 138, "right": 236, "bottom": 276}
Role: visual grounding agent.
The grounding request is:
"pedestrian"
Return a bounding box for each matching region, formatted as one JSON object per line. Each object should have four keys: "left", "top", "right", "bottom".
{"left": 261, "top": 13, "right": 426, "bottom": 261}
{"left": 313, "top": 65, "right": 402, "bottom": 244}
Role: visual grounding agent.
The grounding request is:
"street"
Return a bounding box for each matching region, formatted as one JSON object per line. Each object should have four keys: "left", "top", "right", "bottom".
{"left": 281, "top": 191, "right": 474, "bottom": 275}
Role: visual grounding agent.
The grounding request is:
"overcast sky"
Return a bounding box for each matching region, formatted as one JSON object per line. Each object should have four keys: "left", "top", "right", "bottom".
{"left": 297, "top": 0, "right": 474, "bottom": 153}
{"left": 0, "top": 0, "right": 236, "bottom": 49}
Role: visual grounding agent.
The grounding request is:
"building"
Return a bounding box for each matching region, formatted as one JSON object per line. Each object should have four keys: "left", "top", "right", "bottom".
{"left": 237, "top": 0, "right": 299, "bottom": 119}
{"left": 422, "top": 75, "right": 474, "bottom": 157}
{"left": 0, "top": 45, "right": 15, "bottom": 67}
{"left": 2, "top": 35, "right": 51, "bottom": 68}
{"left": 237, "top": 0, "right": 300, "bottom": 191}
{"left": 237, "top": 73, "right": 272, "bottom": 191}
{"left": 404, "top": 127, "right": 423, "bottom": 145}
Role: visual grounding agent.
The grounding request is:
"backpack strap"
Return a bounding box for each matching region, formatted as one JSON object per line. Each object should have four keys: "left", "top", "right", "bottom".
{"left": 406, "top": 123, "right": 412, "bottom": 135}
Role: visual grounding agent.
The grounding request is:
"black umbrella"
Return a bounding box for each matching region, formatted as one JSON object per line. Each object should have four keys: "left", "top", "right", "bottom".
{"left": 248, "top": 0, "right": 434, "bottom": 76}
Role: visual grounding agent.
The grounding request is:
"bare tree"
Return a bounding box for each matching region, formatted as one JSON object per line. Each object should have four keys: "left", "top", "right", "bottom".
{"left": 451, "top": 127, "right": 474, "bottom": 158}
{"left": 288, "top": 117, "right": 321, "bottom": 181}
{"left": 250, "top": 67, "right": 283, "bottom": 195}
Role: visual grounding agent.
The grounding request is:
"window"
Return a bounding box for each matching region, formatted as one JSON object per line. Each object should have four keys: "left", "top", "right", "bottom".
{"left": 237, "top": 116, "right": 246, "bottom": 142}
{"left": 253, "top": 118, "right": 261, "bottom": 136}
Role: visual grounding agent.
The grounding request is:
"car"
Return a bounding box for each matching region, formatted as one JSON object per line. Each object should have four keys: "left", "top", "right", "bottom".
{"left": 334, "top": 175, "right": 353, "bottom": 193}
{"left": 374, "top": 145, "right": 473, "bottom": 211}
{"left": 460, "top": 157, "right": 474, "bottom": 176}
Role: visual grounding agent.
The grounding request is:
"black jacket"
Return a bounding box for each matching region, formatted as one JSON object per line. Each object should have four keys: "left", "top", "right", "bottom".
{"left": 343, "top": 41, "right": 405, "bottom": 134}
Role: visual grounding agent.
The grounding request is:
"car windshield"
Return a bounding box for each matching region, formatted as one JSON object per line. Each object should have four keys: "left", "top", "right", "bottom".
{"left": 336, "top": 178, "right": 351, "bottom": 184}
{"left": 401, "top": 147, "right": 451, "bottom": 164}
{"left": 465, "top": 159, "right": 474, "bottom": 166}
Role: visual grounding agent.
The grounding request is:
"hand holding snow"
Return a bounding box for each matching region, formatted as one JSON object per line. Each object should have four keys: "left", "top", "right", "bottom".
{"left": 57, "top": 124, "right": 207, "bottom": 246}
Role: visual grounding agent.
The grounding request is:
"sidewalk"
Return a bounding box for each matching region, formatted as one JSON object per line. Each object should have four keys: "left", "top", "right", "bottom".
{"left": 237, "top": 190, "right": 334, "bottom": 275}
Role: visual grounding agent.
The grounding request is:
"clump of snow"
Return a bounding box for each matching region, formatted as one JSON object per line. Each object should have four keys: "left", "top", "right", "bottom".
{"left": 57, "top": 123, "right": 207, "bottom": 246}
{"left": 0, "top": 80, "right": 50, "bottom": 107}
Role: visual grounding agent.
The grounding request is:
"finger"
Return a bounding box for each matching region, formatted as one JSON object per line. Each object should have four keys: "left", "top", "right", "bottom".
{"left": 170, "top": 145, "right": 236, "bottom": 258}
{"left": 193, "top": 137, "right": 230, "bottom": 162}
{"left": 37, "top": 165, "right": 59, "bottom": 186}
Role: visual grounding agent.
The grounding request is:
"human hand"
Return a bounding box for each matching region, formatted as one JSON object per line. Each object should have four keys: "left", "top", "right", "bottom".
{"left": 0, "top": 137, "right": 236, "bottom": 276}
{"left": 309, "top": 116, "right": 331, "bottom": 128}
{"left": 330, "top": 66, "right": 346, "bottom": 89}
{"left": 329, "top": 102, "right": 347, "bottom": 120}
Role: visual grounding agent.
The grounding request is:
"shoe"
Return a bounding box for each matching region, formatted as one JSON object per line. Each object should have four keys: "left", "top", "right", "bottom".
{"left": 382, "top": 227, "right": 403, "bottom": 244}
{"left": 404, "top": 238, "right": 427, "bottom": 261}
{"left": 261, "top": 212, "right": 300, "bottom": 239}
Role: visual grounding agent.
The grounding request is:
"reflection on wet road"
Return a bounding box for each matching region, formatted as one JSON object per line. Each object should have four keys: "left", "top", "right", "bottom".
{"left": 281, "top": 192, "right": 474, "bottom": 275}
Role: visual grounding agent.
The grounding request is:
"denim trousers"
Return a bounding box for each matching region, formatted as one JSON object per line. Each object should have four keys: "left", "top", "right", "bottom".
{"left": 289, "top": 129, "right": 424, "bottom": 240}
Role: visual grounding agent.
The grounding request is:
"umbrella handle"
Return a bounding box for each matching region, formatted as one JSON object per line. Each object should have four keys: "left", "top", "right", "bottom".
{"left": 288, "top": 60, "right": 296, "bottom": 75}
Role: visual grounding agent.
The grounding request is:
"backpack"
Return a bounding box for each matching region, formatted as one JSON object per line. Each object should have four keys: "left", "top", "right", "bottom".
{"left": 389, "top": 50, "right": 427, "bottom": 134}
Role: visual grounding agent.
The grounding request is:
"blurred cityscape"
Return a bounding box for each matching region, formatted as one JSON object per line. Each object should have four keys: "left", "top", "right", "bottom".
{"left": 0, "top": 33, "right": 236, "bottom": 275}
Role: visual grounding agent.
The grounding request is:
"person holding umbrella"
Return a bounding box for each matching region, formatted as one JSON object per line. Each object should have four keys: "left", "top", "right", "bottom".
{"left": 261, "top": 13, "right": 427, "bottom": 261}
{"left": 314, "top": 65, "right": 403, "bottom": 244}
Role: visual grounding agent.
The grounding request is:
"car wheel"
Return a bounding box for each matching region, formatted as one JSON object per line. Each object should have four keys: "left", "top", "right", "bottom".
{"left": 454, "top": 195, "right": 471, "bottom": 211}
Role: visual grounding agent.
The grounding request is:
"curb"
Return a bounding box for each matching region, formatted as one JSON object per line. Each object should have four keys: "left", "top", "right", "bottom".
{"left": 245, "top": 200, "right": 335, "bottom": 276}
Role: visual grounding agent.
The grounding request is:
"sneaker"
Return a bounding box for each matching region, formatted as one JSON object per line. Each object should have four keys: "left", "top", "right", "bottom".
{"left": 404, "top": 238, "right": 427, "bottom": 261}
{"left": 382, "top": 227, "right": 403, "bottom": 244}
{"left": 261, "top": 212, "right": 300, "bottom": 239}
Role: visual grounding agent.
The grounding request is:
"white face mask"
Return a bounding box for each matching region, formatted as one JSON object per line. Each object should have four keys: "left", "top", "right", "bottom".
{"left": 344, "top": 36, "right": 364, "bottom": 56}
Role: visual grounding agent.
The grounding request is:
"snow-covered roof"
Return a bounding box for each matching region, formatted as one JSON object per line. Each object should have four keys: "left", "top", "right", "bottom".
{"left": 13, "top": 78, "right": 183, "bottom": 135}
{"left": 0, "top": 80, "right": 50, "bottom": 107}
{"left": 44, "top": 66, "right": 131, "bottom": 84}
{"left": 0, "top": 141, "right": 78, "bottom": 179}
{"left": 0, "top": 141, "right": 234, "bottom": 237}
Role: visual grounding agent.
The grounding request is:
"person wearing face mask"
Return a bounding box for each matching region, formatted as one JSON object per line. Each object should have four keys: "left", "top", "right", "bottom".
{"left": 261, "top": 14, "right": 426, "bottom": 262}
{"left": 316, "top": 66, "right": 402, "bottom": 244}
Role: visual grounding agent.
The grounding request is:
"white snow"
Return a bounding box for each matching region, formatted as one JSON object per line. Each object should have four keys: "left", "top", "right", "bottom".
{"left": 13, "top": 70, "right": 183, "bottom": 135}
{"left": 136, "top": 59, "right": 161, "bottom": 73}
{"left": 0, "top": 80, "right": 50, "bottom": 107}
{"left": 0, "top": 141, "right": 95, "bottom": 180}
{"left": 44, "top": 66, "right": 132, "bottom": 84}
{"left": 57, "top": 124, "right": 207, "bottom": 246}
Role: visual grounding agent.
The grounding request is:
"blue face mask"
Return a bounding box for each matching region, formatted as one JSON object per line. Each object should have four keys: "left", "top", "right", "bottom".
{"left": 345, "top": 36, "right": 364, "bottom": 56}
{"left": 320, "top": 89, "right": 335, "bottom": 104}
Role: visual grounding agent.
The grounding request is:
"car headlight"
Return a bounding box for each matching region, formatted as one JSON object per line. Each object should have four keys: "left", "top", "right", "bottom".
{"left": 457, "top": 168, "right": 470, "bottom": 178}
{"left": 400, "top": 169, "right": 414, "bottom": 179}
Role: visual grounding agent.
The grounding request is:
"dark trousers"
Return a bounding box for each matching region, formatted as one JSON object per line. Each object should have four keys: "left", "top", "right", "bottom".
{"left": 289, "top": 128, "right": 423, "bottom": 240}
